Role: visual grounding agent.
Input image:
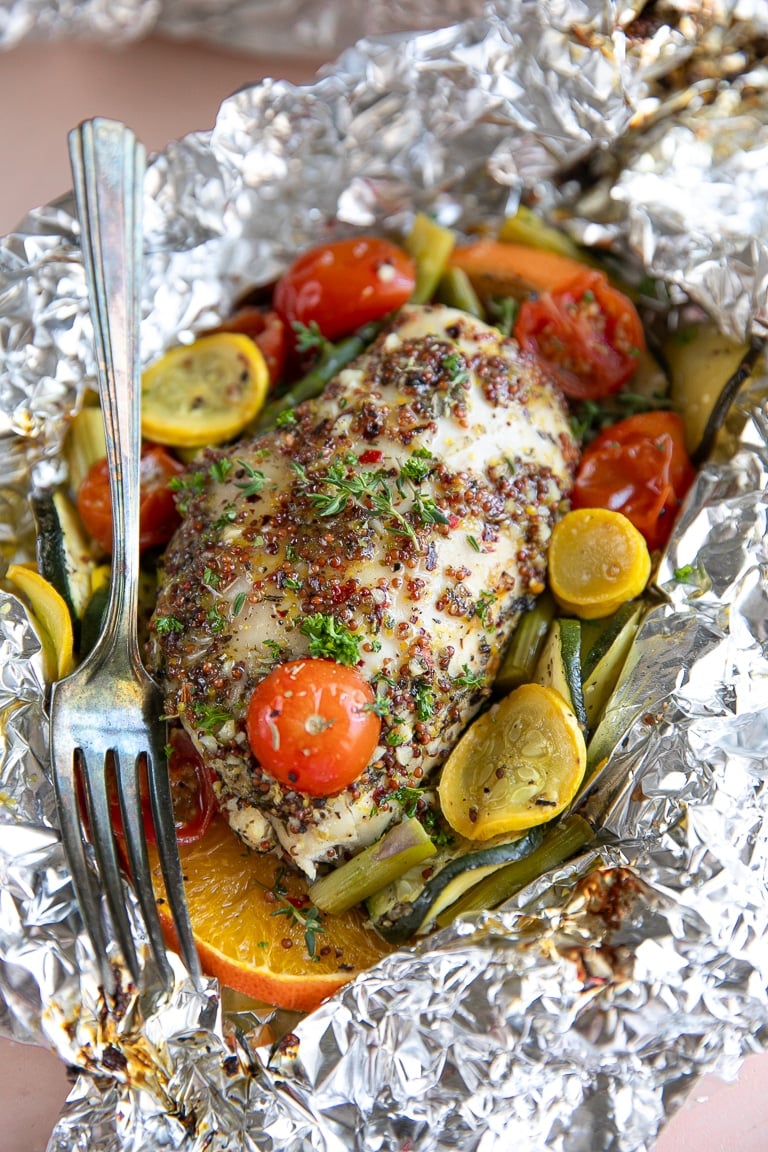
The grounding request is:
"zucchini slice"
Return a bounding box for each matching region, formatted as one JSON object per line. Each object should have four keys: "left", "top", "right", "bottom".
{"left": 32, "top": 489, "right": 97, "bottom": 644}
{"left": 580, "top": 601, "right": 643, "bottom": 681}
{"left": 533, "top": 617, "right": 587, "bottom": 731}
{"left": 368, "top": 827, "right": 544, "bottom": 944}
{"left": 582, "top": 604, "right": 643, "bottom": 729}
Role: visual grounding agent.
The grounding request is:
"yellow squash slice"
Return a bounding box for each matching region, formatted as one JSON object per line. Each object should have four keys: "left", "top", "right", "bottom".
{"left": 438, "top": 683, "right": 587, "bottom": 840}
{"left": 547, "top": 507, "right": 651, "bottom": 620}
{"left": 5, "top": 564, "right": 74, "bottom": 679}
{"left": 141, "top": 333, "right": 269, "bottom": 449}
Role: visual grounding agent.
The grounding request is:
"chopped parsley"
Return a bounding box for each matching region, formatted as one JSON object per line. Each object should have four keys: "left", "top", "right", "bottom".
{"left": 299, "top": 612, "right": 361, "bottom": 665}
{"left": 452, "top": 663, "right": 484, "bottom": 689}
{"left": 192, "top": 701, "right": 230, "bottom": 734}
{"left": 276, "top": 407, "right": 298, "bottom": 427}
{"left": 292, "top": 319, "right": 330, "bottom": 355}
{"left": 209, "top": 458, "right": 233, "bottom": 483}
{"left": 155, "top": 614, "right": 184, "bottom": 634}
{"left": 268, "top": 868, "right": 326, "bottom": 957}
{"left": 413, "top": 682, "right": 435, "bottom": 721}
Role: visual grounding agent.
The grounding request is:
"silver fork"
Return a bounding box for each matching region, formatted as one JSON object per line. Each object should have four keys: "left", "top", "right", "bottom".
{"left": 49, "top": 118, "right": 201, "bottom": 993}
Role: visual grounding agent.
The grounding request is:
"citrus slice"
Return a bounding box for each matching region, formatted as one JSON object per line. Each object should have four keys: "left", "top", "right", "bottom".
{"left": 151, "top": 817, "right": 393, "bottom": 1012}
{"left": 547, "top": 507, "right": 651, "bottom": 620}
{"left": 141, "top": 333, "right": 269, "bottom": 449}
{"left": 438, "top": 683, "right": 587, "bottom": 840}
{"left": 5, "top": 563, "right": 74, "bottom": 679}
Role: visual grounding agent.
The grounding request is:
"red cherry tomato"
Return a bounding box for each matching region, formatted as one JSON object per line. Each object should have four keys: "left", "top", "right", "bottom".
{"left": 246, "top": 659, "right": 382, "bottom": 797}
{"left": 571, "top": 411, "right": 696, "bottom": 551}
{"left": 273, "top": 237, "right": 416, "bottom": 344}
{"left": 212, "top": 307, "right": 286, "bottom": 388}
{"left": 515, "top": 270, "right": 646, "bottom": 401}
{"left": 110, "top": 727, "right": 216, "bottom": 846}
{"left": 77, "top": 442, "right": 185, "bottom": 554}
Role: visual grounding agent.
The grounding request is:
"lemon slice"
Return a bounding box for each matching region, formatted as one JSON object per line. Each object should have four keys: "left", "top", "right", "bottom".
{"left": 6, "top": 564, "right": 74, "bottom": 679}
{"left": 438, "top": 683, "right": 586, "bottom": 840}
{"left": 141, "top": 333, "right": 269, "bottom": 449}
{"left": 547, "top": 507, "right": 651, "bottom": 620}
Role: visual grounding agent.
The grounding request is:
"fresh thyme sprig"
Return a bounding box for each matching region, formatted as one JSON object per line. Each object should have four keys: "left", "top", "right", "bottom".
{"left": 268, "top": 868, "right": 326, "bottom": 957}
{"left": 292, "top": 449, "right": 448, "bottom": 544}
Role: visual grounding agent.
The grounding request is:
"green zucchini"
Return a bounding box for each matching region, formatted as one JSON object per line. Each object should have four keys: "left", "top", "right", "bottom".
{"left": 582, "top": 604, "right": 643, "bottom": 729}
{"left": 32, "top": 489, "right": 96, "bottom": 645}
{"left": 435, "top": 813, "right": 594, "bottom": 928}
{"left": 533, "top": 617, "right": 587, "bottom": 731}
{"left": 580, "top": 602, "right": 643, "bottom": 681}
{"left": 368, "top": 827, "right": 543, "bottom": 944}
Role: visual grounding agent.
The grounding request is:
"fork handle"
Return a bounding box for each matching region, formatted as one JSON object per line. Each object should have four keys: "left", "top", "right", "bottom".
{"left": 69, "top": 119, "right": 146, "bottom": 664}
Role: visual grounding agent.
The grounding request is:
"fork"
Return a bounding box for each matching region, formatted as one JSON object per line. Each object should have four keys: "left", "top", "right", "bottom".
{"left": 49, "top": 118, "right": 201, "bottom": 993}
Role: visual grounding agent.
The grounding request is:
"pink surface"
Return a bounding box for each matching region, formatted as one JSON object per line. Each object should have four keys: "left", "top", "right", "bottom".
{"left": 1, "top": 29, "right": 767, "bottom": 1152}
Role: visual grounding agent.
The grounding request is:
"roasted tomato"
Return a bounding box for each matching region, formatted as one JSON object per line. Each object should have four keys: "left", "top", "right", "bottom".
{"left": 571, "top": 411, "right": 696, "bottom": 551}
{"left": 110, "top": 727, "right": 216, "bottom": 846}
{"left": 273, "top": 237, "right": 416, "bottom": 343}
{"left": 246, "top": 659, "right": 382, "bottom": 796}
{"left": 211, "top": 307, "right": 287, "bottom": 388}
{"left": 77, "top": 442, "right": 185, "bottom": 554}
{"left": 515, "top": 269, "right": 646, "bottom": 400}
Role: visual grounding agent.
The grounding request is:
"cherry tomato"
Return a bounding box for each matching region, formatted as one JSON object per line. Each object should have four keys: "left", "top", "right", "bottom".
{"left": 246, "top": 659, "right": 381, "bottom": 796}
{"left": 571, "top": 411, "right": 696, "bottom": 551}
{"left": 77, "top": 442, "right": 185, "bottom": 554}
{"left": 515, "top": 269, "right": 646, "bottom": 401}
{"left": 273, "top": 237, "right": 416, "bottom": 344}
{"left": 109, "top": 726, "right": 216, "bottom": 846}
{"left": 212, "top": 307, "right": 287, "bottom": 388}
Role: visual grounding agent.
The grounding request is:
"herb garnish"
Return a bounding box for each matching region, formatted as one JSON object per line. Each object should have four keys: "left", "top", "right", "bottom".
{"left": 452, "top": 663, "right": 484, "bottom": 689}
{"left": 292, "top": 449, "right": 448, "bottom": 544}
{"left": 155, "top": 614, "right": 184, "bottom": 634}
{"left": 268, "top": 868, "right": 325, "bottom": 958}
{"left": 192, "top": 700, "right": 230, "bottom": 733}
{"left": 234, "top": 459, "right": 267, "bottom": 498}
{"left": 299, "top": 612, "right": 361, "bottom": 665}
{"left": 292, "top": 319, "right": 331, "bottom": 356}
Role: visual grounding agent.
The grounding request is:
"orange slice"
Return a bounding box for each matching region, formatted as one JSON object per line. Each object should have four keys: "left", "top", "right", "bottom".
{"left": 151, "top": 817, "right": 393, "bottom": 1012}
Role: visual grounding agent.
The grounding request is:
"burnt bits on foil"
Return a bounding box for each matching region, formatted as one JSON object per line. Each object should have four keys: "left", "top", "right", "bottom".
{"left": 2, "top": 4, "right": 768, "bottom": 1150}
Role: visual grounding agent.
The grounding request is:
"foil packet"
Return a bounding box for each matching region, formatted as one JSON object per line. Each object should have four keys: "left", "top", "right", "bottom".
{"left": 0, "top": 0, "right": 497, "bottom": 55}
{"left": 2, "top": 4, "right": 768, "bottom": 1150}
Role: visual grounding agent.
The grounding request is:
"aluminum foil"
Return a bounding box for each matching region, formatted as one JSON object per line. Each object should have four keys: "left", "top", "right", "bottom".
{"left": 0, "top": 0, "right": 503, "bottom": 55}
{"left": 2, "top": 4, "right": 768, "bottom": 1150}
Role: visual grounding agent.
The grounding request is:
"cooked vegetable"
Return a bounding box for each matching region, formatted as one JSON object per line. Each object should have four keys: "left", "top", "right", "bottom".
{"left": 437, "top": 683, "right": 587, "bottom": 840}
{"left": 65, "top": 404, "right": 107, "bottom": 493}
{"left": 547, "top": 508, "right": 651, "bottom": 620}
{"left": 254, "top": 319, "right": 381, "bottom": 430}
{"left": 580, "top": 602, "right": 643, "bottom": 682}
{"left": 5, "top": 564, "right": 74, "bottom": 679}
{"left": 309, "top": 817, "right": 437, "bottom": 915}
{"left": 404, "top": 212, "right": 456, "bottom": 305}
{"left": 582, "top": 603, "right": 643, "bottom": 730}
{"left": 273, "top": 237, "right": 416, "bottom": 343}
{"left": 498, "top": 205, "right": 591, "bottom": 262}
{"left": 515, "top": 270, "right": 646, "bottom": 401}
{"left": 245, "top": 659, "right": 382, "bottom": 797}
{"left": 494, "top": 591, "right": 556, "bottom": 694}
{"left": 141, "top": 333, "right": 269, "bottom": 448}
{"left": 436, "top": 266, "right": 484, "bottom": 318}
{"left": 533, "top": 617, "right": 587, "bottom": 731}
{"left": 448, "top": 238, "right": 591, "bottom": 302}
{"left": 368, "top": 827, "right": 544, "bottom": 943}
{"left": 435, "top": 812, "right": 594, "bottom": 927}
{"left": 664, "top": 319, "right": 751, "bottom": 456}
{"left": 571, "top": 411, "right": 696, "bottom": 551}
{"left": 32, "top": 488, "right": 96, "bottom": 642}
{"left": 77, "top": 442, "right": 184, "bottom": 554}
{"left": 210, "top": 306, "right": 287, "bottom": 388}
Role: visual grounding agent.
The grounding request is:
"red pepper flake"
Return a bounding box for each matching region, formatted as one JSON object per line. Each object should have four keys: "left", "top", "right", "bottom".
{"left": 447, "top": 514, "right": 460, "bottom": 529}
{"left": 359, "top": 449, "right": 383, "bottom": 464}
